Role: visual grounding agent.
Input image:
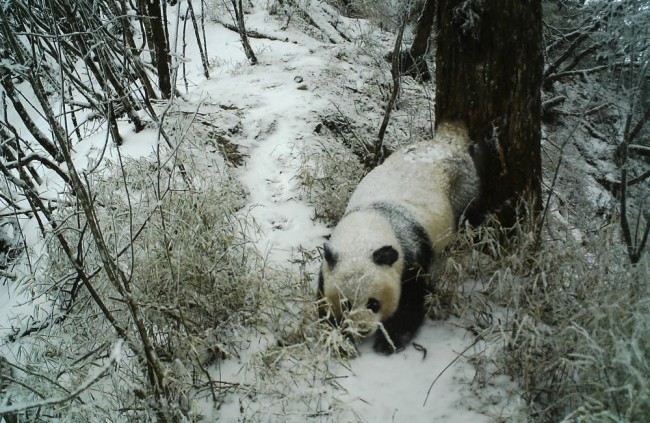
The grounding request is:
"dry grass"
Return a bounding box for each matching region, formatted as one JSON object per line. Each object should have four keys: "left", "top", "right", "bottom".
{"left": 432, "top": 212, "right": 649, "bottom": 422}
{"left": 3, "top": 144, "right": 273, "bottom": 420}
{"left": 296, "top": 142, "right": 365, "bottom": 226}
{"left": 2, "top": 112, "right": 372, "bottom": 420}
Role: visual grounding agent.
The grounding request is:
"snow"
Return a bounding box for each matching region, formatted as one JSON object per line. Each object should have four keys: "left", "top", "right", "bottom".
{"left": 0, "top": 1, "right": 523, "bottom": 421}
{"left": 340, "top": 320, "right": 493, "bottom": 422}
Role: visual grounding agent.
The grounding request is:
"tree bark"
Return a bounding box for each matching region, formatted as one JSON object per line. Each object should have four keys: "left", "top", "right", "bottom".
{"left": 145, "top": 0, "right": 172, "bottom": 98}
{"left": 435, "top": 0, "right": 543, "bottom": 227}
{"left": 398, "top": 0, "right": 435, "bottom": 81}
{"left": 410, "top": 0, "right": 435, "bottom": 59}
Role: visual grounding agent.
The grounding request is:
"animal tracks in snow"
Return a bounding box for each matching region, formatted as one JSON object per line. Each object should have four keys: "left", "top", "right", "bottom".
{"left": 235, "top": 106, "right": 328, "bottom": 264}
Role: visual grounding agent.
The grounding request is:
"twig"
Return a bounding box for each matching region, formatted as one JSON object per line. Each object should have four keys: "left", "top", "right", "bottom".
{"left": 374, "top": 18, "right": 407, "bottom": 167}
{"left": 546, "top": 62, "right": 640, "bottom": 84}
{"left": 629, "top": 144, "right": 650, "bottom": 157}
{"left": 536, "top": 78, "right": 606, "bottom": 244}
{"left": 423, "top": 336, "right": 481, "bottom": 406}
{"left": 0, "top": 341, "right": 122, "bottom": 415}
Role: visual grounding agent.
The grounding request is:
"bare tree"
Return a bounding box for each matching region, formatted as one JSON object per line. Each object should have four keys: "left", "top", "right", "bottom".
{"left": 187, "top": 0, "right": 211, "bottom": 79}
{"left": 230, "top": 0, "right": 258, "bottom": 65}
{"left": 406, "top": 0, "right": 435, "bottom": 81}
{"left": 620, "top": 103, "right": 650, "bottom": 263}
{"left": 0, "top": 0, "right": 201, "bottom": 418}
{"left": 374, "top": 19, "right": 407, "bottom": 166}
{"left": 142, "top": 0, "right": 173, "bottom": 98}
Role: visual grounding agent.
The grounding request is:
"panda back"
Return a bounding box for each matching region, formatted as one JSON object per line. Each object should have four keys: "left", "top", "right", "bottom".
{"left": 346, "top": 122, "right": 479, "bottom": 252}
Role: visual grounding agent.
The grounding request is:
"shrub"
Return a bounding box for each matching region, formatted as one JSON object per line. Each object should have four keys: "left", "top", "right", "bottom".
{"left": 296, "top": 143, "right": 365, "bottom": 226}
{"left": 2, "top": 147, "right": 266, "bottom": 420}
{"left": 435, "top": 214, "right": 649, "bottom": 422}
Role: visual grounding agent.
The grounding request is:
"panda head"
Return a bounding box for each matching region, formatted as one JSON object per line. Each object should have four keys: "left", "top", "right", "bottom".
{"left": 320, "top": 213, "right": 405, "bottom": 337}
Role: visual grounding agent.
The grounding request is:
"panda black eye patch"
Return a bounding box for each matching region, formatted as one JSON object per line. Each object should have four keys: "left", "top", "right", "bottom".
{"left": 372, "top": 245, "right": 399, "bottom": 266}
{"left": 366, "top": 298, "right": 381, "bottom": 313}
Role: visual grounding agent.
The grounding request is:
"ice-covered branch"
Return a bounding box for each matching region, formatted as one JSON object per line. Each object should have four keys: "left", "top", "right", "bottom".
{"left": 629, "top": 144, "right": 650, "bottom": 157}
{"left": 0, "top": 341, "right": 122, "bottom": 415}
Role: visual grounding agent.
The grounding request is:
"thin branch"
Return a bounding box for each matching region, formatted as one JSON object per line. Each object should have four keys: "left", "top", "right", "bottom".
{"left": 620, "top": 166, "right": 633, "bottom": 257}
{"left": 0, "top": 75, "right": 61, "bottom": 161}
{"left": 546, "top": 63, "right": 640, "bottom": 84}
{"left": 629, "top": 144, "right": 650, "bottom": 156}
{"left": 627, "top": 105, "right": 650, "bottom": 145}
{"left": 0, "top": 190, "right": 32, "bottom": 216}
{"left": 544, "top": 23, "right": 596, "bottom": 82}
{"left": 374, "top": 18, "right": 406, "bottom": 167}
{"left": 187, "top": 0, "right": 209, "bottom": 79}
{"left": 423, "top": 336, "right": 482, "bottom": 406}
{"left": 0, "top": 341, "right": 122, "bottom": 415}
{"left": 2, "top": 152, "right": 72, "bottom": 186}
{"left": 537, "top": 78, "right": 607, "bottom": 244}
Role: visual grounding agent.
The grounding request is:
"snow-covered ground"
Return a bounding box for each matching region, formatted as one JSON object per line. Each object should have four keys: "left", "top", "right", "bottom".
{"left": 176, "top": 4, "right": 521, "bottom": 421}
{"left": 0, "top": 1, "right": 525, "bottom": 421}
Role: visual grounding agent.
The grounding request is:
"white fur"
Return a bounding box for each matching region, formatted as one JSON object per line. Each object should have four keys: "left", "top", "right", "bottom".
{"left": 323, "top": 211, "right": 403, "bottom": 329}
{"left": 322, "top": 122, "right": 479, "bottom": 333}
{"left": 345, "top": 121, "right": 477, "bottom": 252}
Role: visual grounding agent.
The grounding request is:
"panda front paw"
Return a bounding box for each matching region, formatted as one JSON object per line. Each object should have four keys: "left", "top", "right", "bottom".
{"left": 373, "top": 333, "right": 408, "bottom": 355}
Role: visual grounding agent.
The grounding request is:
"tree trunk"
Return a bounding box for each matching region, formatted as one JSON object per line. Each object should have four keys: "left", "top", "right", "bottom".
{"left": 435, "top": 0, "right": 543, "bottom": 227}
{"left": 145, "top": 0, "right": 172, "bottom": 98}
{"left": 410, "top": 0, "right": 435, "bottom": 59}
{"left": 232, "top": 0, "right": 257, "bottom": 65}
{"left": 396, "top": 0, "right": 435, "bottom": 81}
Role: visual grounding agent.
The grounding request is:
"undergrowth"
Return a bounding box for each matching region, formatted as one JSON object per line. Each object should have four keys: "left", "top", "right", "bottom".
{"left": 296, "top": 142, "right": 365, "bottom": 225}
{"left": 296, "top": 102, "right": 649, "bottom": 421}
{"left": 226, "top": 242, "right": 360, "bottom": 421}
{"left": 434, "top": 214, "right": 649, "bottom": 422}
{"left": 1, "top": 145, "right": 271, "bottom": 420}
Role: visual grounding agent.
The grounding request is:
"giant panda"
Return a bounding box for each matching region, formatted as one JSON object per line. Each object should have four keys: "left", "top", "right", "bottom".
{"left": 317, "top": 121, "right": 480, "bottom": 354}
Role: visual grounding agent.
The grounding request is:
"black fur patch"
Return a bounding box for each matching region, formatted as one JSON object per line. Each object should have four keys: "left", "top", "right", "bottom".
{"left": 357, "top": 202, "right": 433, "bottom": 276}
{"left": 372, "top": 245, "right": 399, "bottom": 266}
{"left": 348, "top": 202, "right": 436, "bottom": 353}
{"left": 323, "top": 242, "right": 338, "bottom": 269}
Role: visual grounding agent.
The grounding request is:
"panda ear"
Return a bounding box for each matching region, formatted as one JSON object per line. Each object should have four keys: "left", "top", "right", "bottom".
{"left": 372, "top": 245, "right": 399, "bottom": 266}
{"left": 323, "top": 242, "right": 338, "bottom": 269}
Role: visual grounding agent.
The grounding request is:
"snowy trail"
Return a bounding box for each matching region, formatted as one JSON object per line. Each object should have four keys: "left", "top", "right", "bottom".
{"left": 183, "top": 25, "right": 335, "bottom": 264}
{"left": 239, "top": 118, "right": 327, "bottom": 263}
{"left": 345, "top": 320, "right": 498, "bottom": 422}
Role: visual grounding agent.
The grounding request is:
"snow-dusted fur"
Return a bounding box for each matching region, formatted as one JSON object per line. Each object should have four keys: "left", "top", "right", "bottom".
{"left": 318, "top": 121, "right": 480, "bottom": 353}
